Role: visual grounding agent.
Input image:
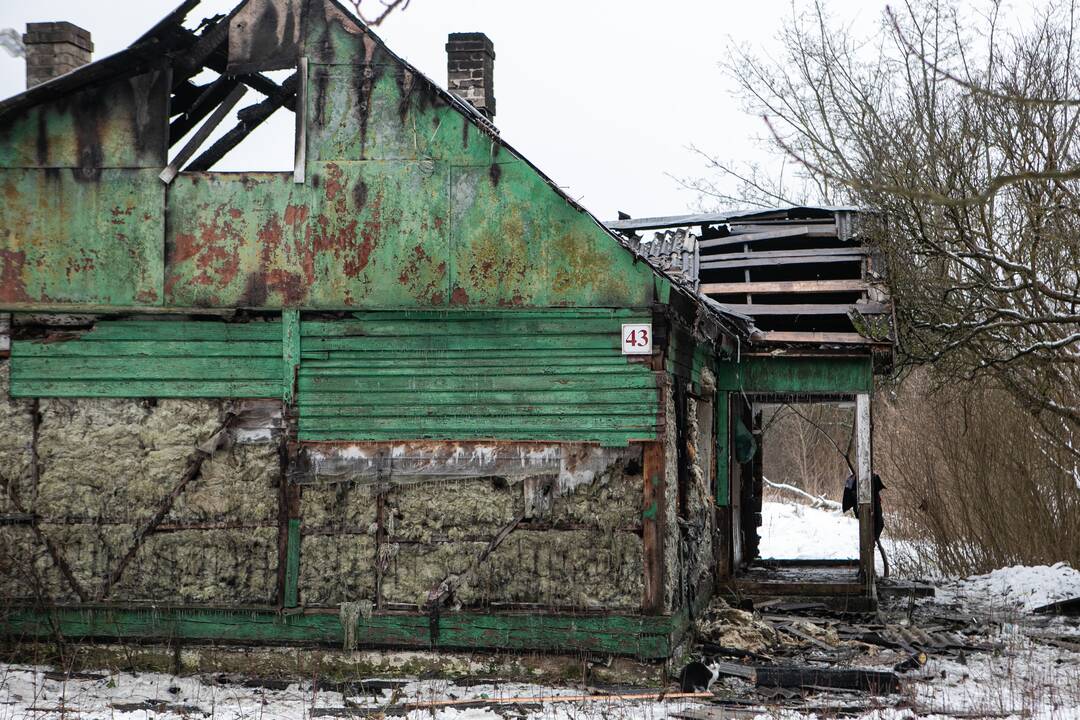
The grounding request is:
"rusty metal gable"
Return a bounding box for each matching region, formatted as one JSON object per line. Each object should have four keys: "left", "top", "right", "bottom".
{"left": 228, "top": 0, "right": 304, "bottom": 73}
{"left": 0, "top": 67, "right": 170, "bottom": 170}
{"left": 0, "top": 0, "right": 741, "bottom": 342}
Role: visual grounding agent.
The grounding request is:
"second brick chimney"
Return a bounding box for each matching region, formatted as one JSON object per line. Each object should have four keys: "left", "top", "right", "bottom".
{"left": 446, "top": 32, "right": 495, "bottom": 120}
{"left": 23, "top": 21, "right": 93, "bottom": 88}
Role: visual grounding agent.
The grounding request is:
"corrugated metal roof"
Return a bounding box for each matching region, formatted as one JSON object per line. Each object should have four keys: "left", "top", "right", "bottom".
{"left": 624, "top": 229, "right": 699, "bottom": 290}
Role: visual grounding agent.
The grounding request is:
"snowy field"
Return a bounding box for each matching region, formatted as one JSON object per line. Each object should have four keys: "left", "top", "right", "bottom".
{"left": 5, "top": 501, "right": 1080, "bottom": 719}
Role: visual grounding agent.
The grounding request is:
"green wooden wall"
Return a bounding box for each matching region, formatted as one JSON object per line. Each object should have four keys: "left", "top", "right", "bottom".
{"left": 297, "top": 310, "right": 660, "bottom": 445}
{"left": 9, "top": 311, "right": 661, "bottom": 446}
{"left": 10, "top": 319, "right": 283, "bottom": 398}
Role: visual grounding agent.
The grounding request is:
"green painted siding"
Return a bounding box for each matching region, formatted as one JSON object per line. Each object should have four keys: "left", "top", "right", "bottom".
{"left": 2, "top": 605, "right": 677, "bottom": 658}
{"left": 10, "top": 319, "right": 283, "bottom": 397}
{"left": 715, "top": 356, "right": 873, "bottom": 395}
{"left": 298, "top": 310, "right": 660, "bottom": 445}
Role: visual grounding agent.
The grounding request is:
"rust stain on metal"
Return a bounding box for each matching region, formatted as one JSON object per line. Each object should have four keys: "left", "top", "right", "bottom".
{"left": 0, "top": 249, "right": 32, "bottom": 303}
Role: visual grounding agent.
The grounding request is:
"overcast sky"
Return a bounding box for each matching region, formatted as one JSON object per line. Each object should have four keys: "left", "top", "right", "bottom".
{"left": 0, "top": 0, "right": 890, "bottom": 221}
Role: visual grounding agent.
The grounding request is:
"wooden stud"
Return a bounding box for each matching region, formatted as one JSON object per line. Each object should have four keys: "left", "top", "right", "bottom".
{"left": 855, "top": 393, "right": 874, "bottom": 596}
{"left": 699, "top": 227, "right": 810, "bottom": 249}
{"left": 641, "top": 441, "right": 665, "bottom": 614}
{"left": 710, "top": 302, "right": 889, "bottom": 316}
{"left": 284, "top": 518, "right": 301, "bottom": 607}
{"left": 699, "top": 255, "right": 864, "bottom": 271}
{"left": 159, "top": 83, "right": 248, "bottom": 184}
{"left": 282, "top": 308, "right": 300, "bottom": 405}
{"left": 294, "top": 57, "right": 307, "bottom": 184}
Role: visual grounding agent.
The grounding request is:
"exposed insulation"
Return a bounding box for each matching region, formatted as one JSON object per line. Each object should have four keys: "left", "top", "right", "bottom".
{"left": 169, "top": 443, "right": 280, "bottom": 524}
{"left": 382, "top": 531, "right": 643, "bottom": 610}
{"left": 299, "top": 534, "right": 377, "bottom": 606}
{"left": 302, "top": 482, "right": 377, "bottom": 532}
{"left": 683, "top": 394, "right": 715, "bottom": 604}
{"left": 0, "top": 386, "right": 285, "bottom": 605}
{"left": 0, "top": 526, "right": 67, "bottom": 601}
{"left": 113, "top": 528, "right": 278, "bottom": 604}
{"left": 551, "top": 455, "right": 642, "bottom": 531}
{"left": 0, "top": 362, "right": 33, "bottom": 514}
{"left": 663, "top": 378, "right": 679, "bottom": 613}
{"left": 35, "top": 522, "right": 132, "bottom": 600}
{"left": 388, "top": 477, "right": 522, "bottom": 542}
{"left": 34, "top": 398, "right": 224, "bottom": 523}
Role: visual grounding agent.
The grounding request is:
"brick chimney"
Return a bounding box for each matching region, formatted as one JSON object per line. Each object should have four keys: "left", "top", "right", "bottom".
{"left": 23, "top": 21, "right": 93, "bottom": 88}
{"left": 446, "top": 32, "right": 495, "bottom": 120}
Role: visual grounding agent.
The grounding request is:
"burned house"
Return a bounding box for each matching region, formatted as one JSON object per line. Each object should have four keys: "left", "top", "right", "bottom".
{"left": 0, "top": 0, "right": 892, "bottom": 669}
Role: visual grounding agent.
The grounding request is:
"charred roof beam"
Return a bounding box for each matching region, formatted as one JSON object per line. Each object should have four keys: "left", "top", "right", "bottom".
{"left": 168, "top": 74, "right": 243, "bottom": 145}
{"left": 185, "top": 71, "right": 298, "bottom": 171}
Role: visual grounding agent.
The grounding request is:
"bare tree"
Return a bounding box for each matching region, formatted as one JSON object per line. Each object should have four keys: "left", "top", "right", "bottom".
{"left": 715, "top": 0, "right": 1080, "bottom": 478}
{"left": 348, "top": 0, "right": 411, "bottom": 26}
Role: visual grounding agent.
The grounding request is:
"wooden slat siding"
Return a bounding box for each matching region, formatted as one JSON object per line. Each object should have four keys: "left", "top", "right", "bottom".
{"left": 298, "top": 311, "right": 660, "bottom": 446}
{"left": 1, "top": 606, "right": 676, "bottom": 658}
{"left": 715, "top": 356, "right": 873, "bottom": 395}
{"left": 10, "top": 319, "right": 283, "bottom": 398}
{"left": 701, "top": 280, "right": 868, "bottom": 295}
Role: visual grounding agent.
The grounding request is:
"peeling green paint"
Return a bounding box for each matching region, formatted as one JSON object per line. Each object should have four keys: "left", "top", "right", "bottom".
{"left": 10, "top": 319, "right": 282, "bottom": 398}
{"left": 715, "top": 356, "right": 873, "bottom": 394}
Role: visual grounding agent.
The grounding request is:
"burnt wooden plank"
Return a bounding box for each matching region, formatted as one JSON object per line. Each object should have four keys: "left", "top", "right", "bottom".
{"left": 755, "top": 331, "right": 883, "bottom": 345}
{"left": 642, "top": 441, "right": 665, "bottom": 614}
{"left": 716, "top": 303, "right": 889, "bottom": 316}
{"left": 699, "top": 255, "right": 863, "bottom": 270}
{"left": 701, "top": 280, "right": 868, "bottom": 295}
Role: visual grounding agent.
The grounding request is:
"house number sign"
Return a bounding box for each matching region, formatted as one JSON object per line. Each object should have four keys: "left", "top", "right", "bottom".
{"left": 621, "top": 323, "right": 652, "bottom": 355}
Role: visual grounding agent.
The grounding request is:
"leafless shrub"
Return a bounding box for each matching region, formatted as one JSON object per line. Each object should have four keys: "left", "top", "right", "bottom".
{"left": 347, "top": 0, "right": 411, "bottom": 26}
{"left": 875, "top": 370, "right": 1080, "bottom": 576}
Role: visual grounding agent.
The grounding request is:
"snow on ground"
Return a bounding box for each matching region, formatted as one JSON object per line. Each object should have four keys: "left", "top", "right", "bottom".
{"left": 6, "top": 501, "right": 1080, "bottom": 719}
{"left": 758, "top": 500, "right": 858, "bottom": 560}
{"left": 0, "top": 669, "right": 704, "bottom": 720}
{"left": 939, "top": 562, "right": 1080, "bottom": 613}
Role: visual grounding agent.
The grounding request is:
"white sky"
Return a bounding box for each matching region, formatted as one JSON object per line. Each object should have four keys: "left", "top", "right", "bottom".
{"left": 0, "top": 0, "right": 889, "bottom": 221}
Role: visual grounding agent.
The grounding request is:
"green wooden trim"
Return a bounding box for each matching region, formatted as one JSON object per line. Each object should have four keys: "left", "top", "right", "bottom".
{"left": 283, "top": 309, "right": 300, "bottom": 405}
{"left": 715, "top": 356, "right": 873, "bottom": 394}
{"left": 1, "top": 606, "right": 678, "bottom": 658}
{"left": 716, "top": 390, "right": 730, "bottom": 506}
{"left": 284, "top": 519, "right": 301, "bottom": 608}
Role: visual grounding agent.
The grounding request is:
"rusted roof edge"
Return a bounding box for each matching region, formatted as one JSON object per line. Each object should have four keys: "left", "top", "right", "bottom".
{"left": 605, "top": 206, "right": 862, "bottom": 231}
